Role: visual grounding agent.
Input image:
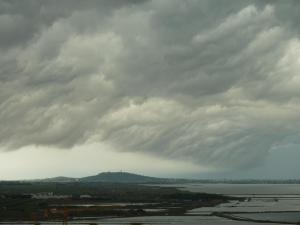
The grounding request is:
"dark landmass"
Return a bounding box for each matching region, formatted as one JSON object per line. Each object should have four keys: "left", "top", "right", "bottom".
{"left": 0, "top": 181, "right": 239, "bottom": 222}
{"left": 14, "top": 172, "right": 300, "bottom": 184}
{"left": 1, "top": 172, "right": 295, "bottom": 223}
{"left": 29, "top": 172, "right": 192, "bottom": 184}
{"left": 79, "top": 171, "right": 175, "bottom": 183}
{"left": 38, "top": 176, "right": 78, "bottom": 183}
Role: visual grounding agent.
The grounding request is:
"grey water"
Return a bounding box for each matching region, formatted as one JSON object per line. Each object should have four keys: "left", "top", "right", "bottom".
{"left": 158, "top": 183, "right": 300, "bottom": 224}
{"left": 0, "top": 216, "right": 281, "bottom": 225}
{"left": 157, "top": 183, "right": 300, "bottom": 195}
{"left": 234, "top": 212, "right": 300, "bottom": 223}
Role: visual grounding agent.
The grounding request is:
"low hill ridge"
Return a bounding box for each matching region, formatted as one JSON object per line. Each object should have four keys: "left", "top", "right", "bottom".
{"left": 34, "top": 172, "right": 187, "bottom": 184}
{"left": 79, "top": 171, "right": 167, "bottom": 183}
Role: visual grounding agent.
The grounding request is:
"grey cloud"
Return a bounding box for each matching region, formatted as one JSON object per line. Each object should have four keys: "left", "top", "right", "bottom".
{"left": 1, "top": 0, "right": 300, "bottom": 169}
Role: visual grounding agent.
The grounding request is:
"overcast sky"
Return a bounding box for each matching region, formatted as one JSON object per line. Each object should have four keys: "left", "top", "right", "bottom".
{"left": 1, "top": 0, "right": 300, "bottom": 180}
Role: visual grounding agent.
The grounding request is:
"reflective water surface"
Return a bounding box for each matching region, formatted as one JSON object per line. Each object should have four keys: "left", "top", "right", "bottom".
{"left": 0, "top": 216, "right": 281, "bottom": 225}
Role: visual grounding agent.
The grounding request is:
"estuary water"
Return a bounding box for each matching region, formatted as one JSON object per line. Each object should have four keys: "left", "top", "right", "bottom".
{"left": 0, "top": 216, "right": 280, "bottom": 225}
{"left": 158, "top": 183, "right": 300, "bottom": 196}
{"left": 169, "top": 183, "right": 300, "bottom": 224}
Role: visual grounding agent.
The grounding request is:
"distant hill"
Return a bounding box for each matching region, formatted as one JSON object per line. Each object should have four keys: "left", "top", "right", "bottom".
{"left": 12, "top": 172, "right": 300, "bottom": 184}
{"left": 34, "top": 172, "right": 190, "bottom": 184}
{"left": 35, "top": 176, "right": 78, "bottom": 183}
{"left": 79, "top": 172, "right": 169, "bottom": 183}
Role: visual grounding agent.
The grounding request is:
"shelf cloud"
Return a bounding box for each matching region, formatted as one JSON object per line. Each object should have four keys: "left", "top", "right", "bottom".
{"left": 1, "top": 0, "right": 300, "bottom": 169}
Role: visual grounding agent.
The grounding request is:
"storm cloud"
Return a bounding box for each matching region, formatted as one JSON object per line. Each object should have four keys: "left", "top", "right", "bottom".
{"left": 1, "top": 0, "right": 300, "bottom": 169}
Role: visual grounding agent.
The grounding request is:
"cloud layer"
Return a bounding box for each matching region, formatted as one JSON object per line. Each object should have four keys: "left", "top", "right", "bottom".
{"left": 1, "top": 0, "right": 300, "bottom": 169}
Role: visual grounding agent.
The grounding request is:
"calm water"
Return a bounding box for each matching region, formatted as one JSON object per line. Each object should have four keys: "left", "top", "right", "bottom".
{"left": 0, "top": 216, "right": 281, "bottom": 225}
{"left": 157, "top": 183, "right": 300, "bottom": 195}
{"left": 161, "top": 183, "right": 300, "bottom": 224}
{"left": 234, "top": 212, "right": 300, "bottom": 223}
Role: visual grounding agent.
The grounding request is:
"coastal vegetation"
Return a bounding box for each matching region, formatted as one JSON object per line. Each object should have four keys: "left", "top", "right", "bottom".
{"left": 0, "top": 180, "right": 236, "bottom": 222}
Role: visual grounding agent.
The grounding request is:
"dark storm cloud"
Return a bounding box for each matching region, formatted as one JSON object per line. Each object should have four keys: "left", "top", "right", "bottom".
{"left": 1, "top": 0, "right": 300, "bottom": 169}
{"left": 0, "top": 0, "right": 148, "bottom": 48}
